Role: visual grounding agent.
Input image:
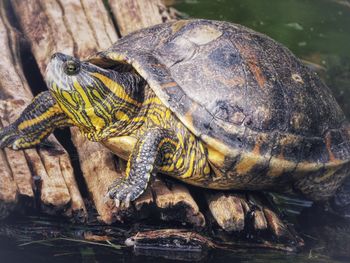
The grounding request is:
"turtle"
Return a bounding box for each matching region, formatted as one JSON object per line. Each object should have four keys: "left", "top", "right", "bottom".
{"left": 1, "top": 19, "right": 350, "bottom": 214}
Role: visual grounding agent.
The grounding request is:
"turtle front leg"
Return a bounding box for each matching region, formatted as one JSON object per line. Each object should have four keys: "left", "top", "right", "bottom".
{"left": 107, "top": 128, "right": 177, "bottom": 207}
{"left": 0, "top": 91, "right": 73, "bottom": 149}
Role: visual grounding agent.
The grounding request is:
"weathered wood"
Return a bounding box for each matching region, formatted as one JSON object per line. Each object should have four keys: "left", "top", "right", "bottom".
{"left": 0, "top": 0, "right": 86, "bottom": 220}
{"left": 263, "top": 208, "right": 290, "bottom": 239}
{"left": 10, "top": 0, "right": 123, "bottom": 223}
{"left": 0, "top": 2, "right": 29, "bottom": 217}
{"left": 70, "top": 128, "right": 122, "bottom": 224}
{"left": 152, "top": 180, "right": 205, "bottom": 226}
{"left": 206, "top": 193, "right": 245, "bottom": 232}
{"left": 246, "top": 193, "right": 268, "bottom": 231}
{"left": 125, "top": 228, "right": 299, "bottom": 256}
{"left": 125, "top": 229, "right": 217, "bottom": 260}
{"left": 109, "top": 0, "right": 173, "bottom": 35}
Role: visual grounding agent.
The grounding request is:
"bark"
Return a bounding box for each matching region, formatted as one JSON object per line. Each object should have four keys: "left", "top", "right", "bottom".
{"left": 10, "top": 0, "right": 121, "bottom": 224}
{"left": 206, "top": 193, "right": 245, "bottom": 232}
{"left": 109, "top": 0, "right": 174, "bottom": 35}
{"left": 0, "top": 0, "right": 86, "bottom": 221}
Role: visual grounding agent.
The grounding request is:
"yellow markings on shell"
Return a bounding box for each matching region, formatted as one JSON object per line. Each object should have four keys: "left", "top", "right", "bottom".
{"left": 295, "top": 159, "right": 347, "bottom": 174}
{"left": 267, "top": 157, "right": 296, "bottom": 177}
{"left": 235, "top": 154, "right": 262, "bottom": 175}
{"left": 202, "top": 135, "right": 240, "bottom": 158}
{"left": 207, "top": 145, "right": 225, "bottom": 166}
{"left": 17, "top": 104, "right": 61, "bottom": 130}
{"left": 107, "top": 52, "right": 128, "bottom": 63}
{"left": 91, "top": 72, "right": 141, "bottom": 107}
{"left": 294, "top": 162, "right": 324, "bottom": 174}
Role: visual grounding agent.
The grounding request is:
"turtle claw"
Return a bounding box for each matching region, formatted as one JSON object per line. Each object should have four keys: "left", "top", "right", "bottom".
{"left": 107, "top": 178, "right": 145, "bottom": 209}
{"left": 124, "top": 193, "right": 132, "bottom": 208}
{"left": 114, "top": 198, "right": 120, "bottom": 208}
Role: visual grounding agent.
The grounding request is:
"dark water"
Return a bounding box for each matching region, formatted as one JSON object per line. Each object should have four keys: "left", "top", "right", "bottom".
{"left": 1, "top": 0, "right": 350, "bottom": 262}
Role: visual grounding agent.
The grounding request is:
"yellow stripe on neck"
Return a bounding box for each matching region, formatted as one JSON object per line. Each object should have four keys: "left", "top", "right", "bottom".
{"left": 91, "top": 72, "right": 142, "bottom": 107}
{"left": 73, "top": 80, "right": 106, "bottom": 131}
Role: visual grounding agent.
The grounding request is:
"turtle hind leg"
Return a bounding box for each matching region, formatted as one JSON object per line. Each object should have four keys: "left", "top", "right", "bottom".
{"left": 293, "top": 165, "right": 349, "bottom": 202}
{"left": 0, "top": 91, "right": 73, "bottom": 150}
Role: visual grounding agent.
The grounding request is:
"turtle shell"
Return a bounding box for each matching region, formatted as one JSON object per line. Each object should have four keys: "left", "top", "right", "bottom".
{"left": 89, "top": 19, "right": 350, "bottom": 200}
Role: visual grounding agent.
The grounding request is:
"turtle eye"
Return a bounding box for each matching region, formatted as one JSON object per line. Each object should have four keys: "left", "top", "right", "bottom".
{"left": 64, "top": 60, "right": 80, "bottom": 75}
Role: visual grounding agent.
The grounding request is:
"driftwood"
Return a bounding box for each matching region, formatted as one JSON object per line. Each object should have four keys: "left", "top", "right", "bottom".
{"left": 0, "top": 0, "right": 86, "bottom": 221}
{"left": 126, "top": 228, "right": 299, "bottom": 258}
{"left": 10, "top": 0, "right": 121, "bottom": 224}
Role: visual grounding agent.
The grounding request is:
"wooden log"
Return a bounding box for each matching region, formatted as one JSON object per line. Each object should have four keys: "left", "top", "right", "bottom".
{"left": 109, "top": 0, "right": 173, "bottom": 35}
{"left": 70, "top": 128, "right": 124, "bottom": 224}
{"left": 10, "top": 0, "right": 125, "bottom": 223}
{"left": 0, "top": 0, "right": 87, "bottom": 221}
{"left": 152, "top": 180, "right": 205, "bottom": 226}
{"left": 125, "top": 228, "right": 298, "bottom": 256}
{"left": 125, "top": 229, "right": 216, "bottom": 260}
{"left": 109, "top": 0, "right": 205, "bottom": 227}
{"left": 246, "top": 193, "right": 268, "bottom": 231}
{"left": 206, "top": 193, "right": 245, "bottom": 232}
{"left": 206, "top": 191, "right": 295, "bottom": 238}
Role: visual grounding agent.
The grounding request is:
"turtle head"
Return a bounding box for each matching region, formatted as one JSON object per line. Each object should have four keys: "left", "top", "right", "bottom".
{"left": 45, "top": 52, "right": 142, "bottom": 141}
